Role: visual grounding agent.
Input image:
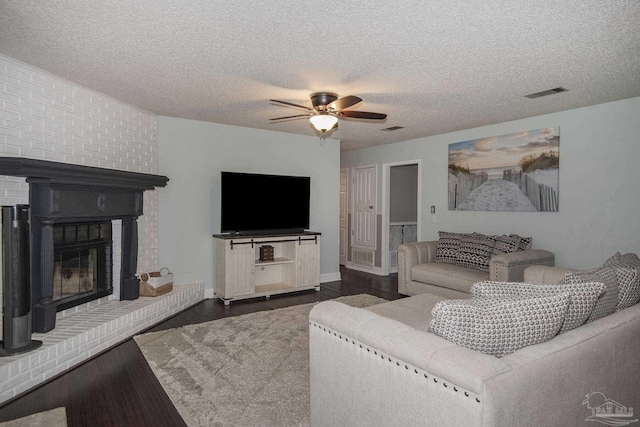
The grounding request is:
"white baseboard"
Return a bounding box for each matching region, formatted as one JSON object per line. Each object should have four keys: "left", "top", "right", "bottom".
{"left": 320, "top": 272, "right": 341, "bottom": 283}
{"left": 345, "top": 263, "right": 385, "bottom": 276}
{"left": 204, "top": 288, "right": 215, "bottom": 299}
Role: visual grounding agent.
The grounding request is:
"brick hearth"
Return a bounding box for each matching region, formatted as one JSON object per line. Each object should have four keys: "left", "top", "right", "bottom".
{"left": 0, "top": 283, "right": 203, "bottom": 405}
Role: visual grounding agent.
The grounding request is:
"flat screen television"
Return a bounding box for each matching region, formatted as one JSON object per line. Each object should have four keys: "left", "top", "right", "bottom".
{"left": 221, "top": 172, "right": 310, "bottom": 235}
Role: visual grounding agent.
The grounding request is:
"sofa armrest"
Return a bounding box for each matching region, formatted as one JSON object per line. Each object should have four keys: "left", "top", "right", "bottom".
{"left": 397, "top": 241, "right": 438, "bottom": 295}
{"left": 489, "top": 250, "right": 555, "bottom": 282}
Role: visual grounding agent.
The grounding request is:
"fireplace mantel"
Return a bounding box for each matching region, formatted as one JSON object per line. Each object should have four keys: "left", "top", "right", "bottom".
{"left": 0, "top": 157, "right": 169, "bottom": 332}
{"left": 0, "top": 157, "right": 168, "bottom": 189}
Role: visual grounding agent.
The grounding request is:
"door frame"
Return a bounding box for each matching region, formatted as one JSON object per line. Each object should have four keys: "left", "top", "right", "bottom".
{"left": 381, "top": 160, "right": 421, "bottom": 276}
{"left": 339, "top": 167, "right": 349, "bottom": 266}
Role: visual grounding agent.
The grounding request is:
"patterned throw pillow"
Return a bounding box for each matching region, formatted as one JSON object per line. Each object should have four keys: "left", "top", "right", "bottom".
{"left": 603, "top": 253, "right": 640, "bottom": 311}
{"left": 455, "top": 234, "right": 496, "bottom": 272}
{"left": 491, "top": 235, "right": 521, "bottom": 257}
{"left": 510, "top": 234, "right": 532, "bottom": 251}
{"left": 470, "top": 280, "right": 606, "bottom": 333}
{"left": 430, "top": 294, "right": 570, "bottom": 357}
{"left": 435, "top": 231, "right": 469, "bottom": 264}
{"left": 562, "top": 267, "right": 619, "bottom": 322}
{"left": 621, "top": 253, "right": 640, "bottom": 266}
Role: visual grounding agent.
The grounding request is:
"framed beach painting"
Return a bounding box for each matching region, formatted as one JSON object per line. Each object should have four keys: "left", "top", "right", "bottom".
{"left": 448, "top": 127, "right": 559, "bottom": 212}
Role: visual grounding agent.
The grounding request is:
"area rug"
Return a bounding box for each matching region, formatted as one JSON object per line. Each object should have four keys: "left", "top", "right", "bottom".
{"left": 0, "top": 407, "right": 67, "bottom": 427}
{"left": 134, "top": 294, "right": 385, "bottom": 427}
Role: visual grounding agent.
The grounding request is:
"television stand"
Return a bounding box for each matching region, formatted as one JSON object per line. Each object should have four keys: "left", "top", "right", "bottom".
{"left": 213, "top": 231, "right": 321, "bottom": 305}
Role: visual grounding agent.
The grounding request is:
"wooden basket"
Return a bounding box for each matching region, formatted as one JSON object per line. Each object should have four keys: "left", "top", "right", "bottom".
{"left": 138, "top": 267, "right": 173, "bottom": 297}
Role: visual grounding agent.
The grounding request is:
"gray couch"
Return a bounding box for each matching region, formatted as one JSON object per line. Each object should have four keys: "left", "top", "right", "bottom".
{"left": 398, "top": 240, "right": 555, "bottom": 298}
{"left": 309, "top": 265, "right": 640, "bottom": 427}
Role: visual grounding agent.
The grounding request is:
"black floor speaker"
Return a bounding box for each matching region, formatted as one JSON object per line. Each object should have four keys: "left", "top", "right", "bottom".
{"left": 0, "top": 205, "right": 42, "bottom": 356}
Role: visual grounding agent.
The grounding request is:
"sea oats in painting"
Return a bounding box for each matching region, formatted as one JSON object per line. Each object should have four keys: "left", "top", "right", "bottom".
{"left": 448, "top": 128, "right": 559, "bottom": 212}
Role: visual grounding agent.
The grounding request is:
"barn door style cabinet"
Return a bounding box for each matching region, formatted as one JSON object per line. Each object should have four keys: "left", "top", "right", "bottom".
{"left": 213, "top": 232, "right": 321, "bottom": 305}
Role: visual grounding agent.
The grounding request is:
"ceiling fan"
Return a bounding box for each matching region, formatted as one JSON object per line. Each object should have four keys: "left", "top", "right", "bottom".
{"left": 269, "top": 92, "right": 387, "bottom": 134}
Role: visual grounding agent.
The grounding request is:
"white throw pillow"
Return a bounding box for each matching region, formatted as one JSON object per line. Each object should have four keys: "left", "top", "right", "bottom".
{"left": 603, "top": 253, "right": 640, "bottom": 311}
{"left": 470, "top": 280, "right": 605, "bottom": 333}
{"left": 430, "top": 294, "right": 570, "bottom": 357}
{"left": 562, "top": 267, "right": 619, "bottom": 322}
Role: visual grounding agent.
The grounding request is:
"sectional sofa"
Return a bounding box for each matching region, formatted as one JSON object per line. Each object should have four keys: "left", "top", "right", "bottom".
{"left": 309, "top": 263, "right": 640, "bottom": 426}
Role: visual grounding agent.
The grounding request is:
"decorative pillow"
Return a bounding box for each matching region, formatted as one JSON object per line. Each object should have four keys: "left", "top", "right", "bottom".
{"left": 510, "top": 234, "right": 532, "bottom": 251}
{"left": 603, "top": 253, "right": 640, "bottom": 311}
{"left": 430, "top": 294, "right": 570, "bottom": 357}
{"left": 435, "top": 231, "right": 469, "bottom": 264}
{"left": 621, "top": 253, "right": 640, "bottom": 267}
{"left": 562, "top": 267, "right": 619, "bottom": 322}
{"left": 491, "top": 235, "right": 521, "bottom": 257}
{"left": 455, "top": 234, "right": 496, "bottom": 272}
{"left": 470, "top": 280, "right": 606, "bottom": 333}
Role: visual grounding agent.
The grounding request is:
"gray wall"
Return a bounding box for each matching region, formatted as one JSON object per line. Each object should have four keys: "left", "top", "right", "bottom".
{"left": 342, "top": 97, "right": 640, "bottom": 269}
{"left": 157, "top": 117, "right": 341, "bottom": 294}
{"left": 390, "top": 164, "right": 418, "bottom": 223}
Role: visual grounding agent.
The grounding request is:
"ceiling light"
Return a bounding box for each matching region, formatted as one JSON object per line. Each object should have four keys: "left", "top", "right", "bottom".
{"left": 309, "top": 114, "right": 338, "bottom": 133}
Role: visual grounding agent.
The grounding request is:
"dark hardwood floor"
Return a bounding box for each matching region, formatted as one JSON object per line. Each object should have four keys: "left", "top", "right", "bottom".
{"left": 0, "top": 267, "right": 400, "bottom": 426}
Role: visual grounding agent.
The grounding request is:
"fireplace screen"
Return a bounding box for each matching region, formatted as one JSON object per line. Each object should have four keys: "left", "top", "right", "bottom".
{"left": 52, "top": 222, "right": 112, "bottom": 310}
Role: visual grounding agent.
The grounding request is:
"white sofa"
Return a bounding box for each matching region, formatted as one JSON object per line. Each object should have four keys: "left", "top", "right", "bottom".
{"left": 309, "top": 265, "right": 640, "bottom": 427}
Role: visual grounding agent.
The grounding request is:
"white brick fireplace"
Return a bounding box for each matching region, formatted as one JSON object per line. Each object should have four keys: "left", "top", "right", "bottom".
{"left": 0, "top": 55, "right": 203, "bottom": 403}
{"left": 0, "top": 53, "right": 159, "bottom": 271}
{"left": 0, "top": 53, "right": 161, "bottom": 329}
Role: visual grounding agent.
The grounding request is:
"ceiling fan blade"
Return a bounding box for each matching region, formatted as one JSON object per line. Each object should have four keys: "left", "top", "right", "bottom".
{"left": 338, "top": 111, "right": 387, "bottom": 120}
{"left": 269, "top": 114, "right": 312, "bottom": 121}
{"left": 269, "top": 99, "right": 313, "bottom": 111}
{"left": 327, "top": 95, "right": 362, "bottom": 111}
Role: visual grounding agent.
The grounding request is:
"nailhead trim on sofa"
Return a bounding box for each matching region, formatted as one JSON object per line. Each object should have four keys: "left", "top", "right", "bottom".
{"left": 310, "top": 321, "right": 482, "bottom": 404}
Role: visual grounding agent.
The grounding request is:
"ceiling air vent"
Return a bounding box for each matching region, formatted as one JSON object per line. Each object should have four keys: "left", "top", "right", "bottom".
{"left": 524, "top": 87, "right": 568, "bottom": 99}
{"left": 381, "top": 126, "right": 404, "bottom": 131}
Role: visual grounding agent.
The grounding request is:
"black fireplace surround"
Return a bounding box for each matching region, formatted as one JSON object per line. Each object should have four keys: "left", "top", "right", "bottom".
{"left": 0, "top": 157, "right": 168, "bottom": 332}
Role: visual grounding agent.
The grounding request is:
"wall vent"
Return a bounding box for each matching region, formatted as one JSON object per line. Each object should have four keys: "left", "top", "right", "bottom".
{"left": 524, "top": 87, "right": 568, "bottom": 99}
{"left": 381, "top": 126, "right": 404, "bottom": 131}
{"left": 352, "top": 248, "right": 374, "bottom": 267}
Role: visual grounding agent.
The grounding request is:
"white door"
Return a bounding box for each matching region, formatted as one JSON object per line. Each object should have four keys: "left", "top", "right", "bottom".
{"left": 352, "top": 165, "right": 376, "bottom": 249}
{"left": 339, "top": 169, "right": 348, "bottom": 265}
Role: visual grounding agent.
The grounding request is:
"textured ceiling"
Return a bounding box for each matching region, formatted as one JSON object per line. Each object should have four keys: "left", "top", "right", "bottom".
{"left": 1, "top": 1, "right": 639, "bottom": 151}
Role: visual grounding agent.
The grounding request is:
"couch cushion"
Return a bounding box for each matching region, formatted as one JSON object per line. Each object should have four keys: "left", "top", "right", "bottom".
{"left": 562, "top": 267, "right": 619, "bottom": 322}
{"left": 365, "top": 292, "right": 448, "bottom": 330}
{"left": 412, "top": 262, "right": 489, "bottom": 294}
{"left": 434, "top": 231, "right": 469, "bottom": 264}
{"left": 430, "top": 294, "right": 570, "bottom": 357}
{"left": 455, "top": 234, "right": 496, "bottom": 272}
{"left": 470, "top": 280, "right": 606, "bottom": 333}
{"left": 524, "top": 265, "right": 572, "bottom": 284}
{"left": 603, "top": 253, "right": 640, "bottom": 311}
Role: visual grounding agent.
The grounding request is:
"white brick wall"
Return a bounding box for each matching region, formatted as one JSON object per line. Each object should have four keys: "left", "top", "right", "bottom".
{"left": 0, "top": 53, "right": 160, "bottom": 278}
{"left": 0, "top": 56, "right": 183, "bottom": 399}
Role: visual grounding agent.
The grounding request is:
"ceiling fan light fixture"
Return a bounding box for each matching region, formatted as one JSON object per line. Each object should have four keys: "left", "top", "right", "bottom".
{"left": 309, "top": 114, "right": 338, "bottom": 132}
